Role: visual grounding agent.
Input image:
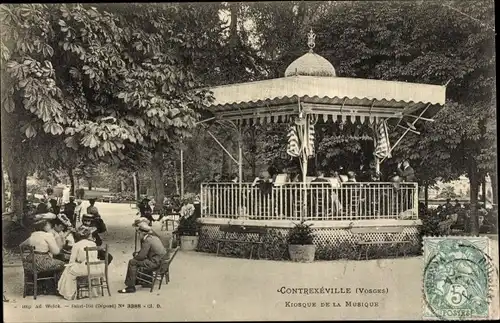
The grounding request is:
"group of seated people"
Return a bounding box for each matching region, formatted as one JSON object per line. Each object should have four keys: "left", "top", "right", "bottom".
{"left": 437, "top": 198, "right": 463, "bottom": 216}
{"left": 208, "top": 159, "right": 416, "bottom": 189}
{"left": 20, "top": 196, "right": 113, "bottom": 300}
{"left": 137, "top": 194, "right": 200, "bottom": 225}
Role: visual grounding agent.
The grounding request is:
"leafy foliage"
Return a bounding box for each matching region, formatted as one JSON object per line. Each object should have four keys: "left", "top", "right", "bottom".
{"left": 287, "top": 221, "right": 315, "bottom": 245}
{"left": 0, "top": 3, "right": 218, "bottom": 214}
{"left": 177, "top": 215, "right": 199, "bottom": 236}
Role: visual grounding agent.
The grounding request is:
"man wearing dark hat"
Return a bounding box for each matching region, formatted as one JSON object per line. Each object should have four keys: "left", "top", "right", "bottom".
{"left": 36, "top": 198, "right": 50, "bottom": 214}
{"left": 118, "top": 222, "right": 167, "bottom": 294}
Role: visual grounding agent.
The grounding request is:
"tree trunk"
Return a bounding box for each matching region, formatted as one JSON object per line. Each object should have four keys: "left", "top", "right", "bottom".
{"left": 424, "top": 183, "right": 429, "bottom": 209}
{"left": 120, "top": 180, "right": 126, "bottom": 192}
{"left": 229, "top": 2, "right": 239, "bottom": 48}
{"left": 468, "top": 166, "right": 480, "bottom": 236}
{"left": 221, "top": 149, "right": 227, "bottom": 179}
{"left": 133, "top": 172, "right": 140, "bottom": 201}
{"left": 481, "top": 177, "right": 487, "bottom": 204}
{"left": 87, "top": 180, "right": 92, "bottom": 191}
{"left": 7, "top": 163, "right": 27, "bottom": 220}
{"left": 68, "top": 168, "right": 75, "bottom": 196}
{"left": 2, "top": 168, "right": 5, "bottom": 213}
{"left": 490, "top": 172, "right": 498, "bottom": 206}
{"left": 151, "top": 145, "right": 165, "bottom": 212}
{"left": 173, "top": 159, "right": 179, "bottom": 194}
{"left": 136, "top": 173, "right": 141, "bottom": 198}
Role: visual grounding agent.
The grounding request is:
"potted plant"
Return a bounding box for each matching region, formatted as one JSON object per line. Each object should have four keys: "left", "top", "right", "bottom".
{"left": 177, "top": 216, "right": 199, "bottom": 251}
{"left": 287, "top": 221, "right": 316, "bottom": 262}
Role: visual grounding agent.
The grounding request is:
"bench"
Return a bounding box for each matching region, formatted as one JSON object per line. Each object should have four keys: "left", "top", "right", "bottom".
{"left": 351, "top": 226, "right": 411, "bottom": 260}
{"left": 216, "top": 225, "right": 268, "bottom": 259}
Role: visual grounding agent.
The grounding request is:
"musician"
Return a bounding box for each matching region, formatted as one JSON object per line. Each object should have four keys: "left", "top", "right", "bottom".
{"left": 397, "top": 160, "right": 416, "bottom": 182}
{"left": 118, "top": 222, "right": 167, "bottom": 294}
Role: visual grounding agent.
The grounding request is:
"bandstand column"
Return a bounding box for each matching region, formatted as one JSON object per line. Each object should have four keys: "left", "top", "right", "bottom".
{"left": 301, "top": 114, "right": 309, "bottom": 222}
{"left": 238, "top": 124, "right": 243, "bottom": 216}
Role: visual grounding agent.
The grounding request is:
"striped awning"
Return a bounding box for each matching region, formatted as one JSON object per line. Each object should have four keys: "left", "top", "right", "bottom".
{"left": 208, "top": 75, "right": 446, "bottom": 124}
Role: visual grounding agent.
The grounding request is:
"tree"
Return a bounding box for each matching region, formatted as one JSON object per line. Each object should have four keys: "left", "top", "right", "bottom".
{"left": 1, "top": 4, "right": 216, "bottom": 216}
{"left": 242, "top": 1, "right": 495, "bottom": 234}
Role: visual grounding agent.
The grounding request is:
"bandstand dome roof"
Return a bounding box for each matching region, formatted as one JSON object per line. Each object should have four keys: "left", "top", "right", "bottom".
{"left": 284, "top": 52, "right": 336, "bottom": 77}
{"left": 206, "top": 30, "right": 446, "bottom": 125}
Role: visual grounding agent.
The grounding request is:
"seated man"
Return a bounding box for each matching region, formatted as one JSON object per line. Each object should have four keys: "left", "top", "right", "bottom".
{"left": 118, "top": 222, "right": 167, "bottom": 294}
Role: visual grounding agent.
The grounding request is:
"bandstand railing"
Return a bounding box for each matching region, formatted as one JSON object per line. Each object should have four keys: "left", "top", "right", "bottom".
{"left": 200, "top": 182, "right": 419, "bottom": 221}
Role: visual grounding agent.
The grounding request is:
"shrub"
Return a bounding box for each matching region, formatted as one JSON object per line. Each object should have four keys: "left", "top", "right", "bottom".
{"left": 113, "top": 191, "right": 135, "bottom": 202}
{"left": 177, "top": 216, "right": 199, "bottom": 236}
{"left": 419, "top": 208, "right": 444, "bottom": 237}
{"left": 287, "top": 220, "right": 314, "bottom": 245}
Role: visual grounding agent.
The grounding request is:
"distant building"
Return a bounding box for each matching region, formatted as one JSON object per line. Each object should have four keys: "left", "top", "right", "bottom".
{"left": 428, "top": 175, "right": 492, "bottom": 200}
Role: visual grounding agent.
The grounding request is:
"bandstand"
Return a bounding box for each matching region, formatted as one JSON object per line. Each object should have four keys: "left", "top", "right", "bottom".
{"left": 196, "top": 30, "right": 446, "bottom": 260}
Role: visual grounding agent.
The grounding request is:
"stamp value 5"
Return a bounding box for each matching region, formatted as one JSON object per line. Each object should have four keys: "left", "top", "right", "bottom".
{"left": 422, "top": 236, "right": 496, "bottom": 320}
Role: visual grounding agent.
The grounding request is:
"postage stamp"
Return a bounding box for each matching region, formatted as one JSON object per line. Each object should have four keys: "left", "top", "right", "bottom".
{"left": 422, "top": 237, "right": 497, "bottom": 320}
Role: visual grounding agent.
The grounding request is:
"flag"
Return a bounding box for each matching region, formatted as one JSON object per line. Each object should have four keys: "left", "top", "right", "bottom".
{"left": 287, "top": 125, "right": 300, "bottom": 157}
{"left": 374, "top": 119, "right": 391, "bottom": 159}
{"left": 288, "top": 114, "right": 317, "bottom": 158}
{"left": 303, "top": 115, "right": 317, "bottom": 158}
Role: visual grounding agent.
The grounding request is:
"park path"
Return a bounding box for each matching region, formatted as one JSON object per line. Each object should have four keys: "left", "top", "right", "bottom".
{"left": 3, "top": 203, "right": 499, "bottom": 322}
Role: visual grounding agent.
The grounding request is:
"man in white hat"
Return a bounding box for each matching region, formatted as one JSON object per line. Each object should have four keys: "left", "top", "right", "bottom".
{"left": 118, "top": 222, "right": 167, "bottom": 294}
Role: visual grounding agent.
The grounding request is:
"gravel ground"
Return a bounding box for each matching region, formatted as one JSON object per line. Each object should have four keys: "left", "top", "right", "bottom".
{"left": 3, "top": 203, "right": 499, "bottom": 322}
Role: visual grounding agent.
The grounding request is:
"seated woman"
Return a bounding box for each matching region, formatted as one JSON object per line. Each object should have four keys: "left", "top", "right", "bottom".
{"left": 57, "top": 226, "right": 105, "bottom": 300}
{"left": 51, "top": 214, "right": 76, "bottom": 263}
{"left": 179, "top": 198, "right": 195, "bottom": 219}
{"left": 138, "top": 198, "right": 154, "bottom": 225}
{"left": 19, "top": 219, "right": 66, "bottom": 276}
{"left": 79, "top": 214, "right": 113, "bottom": 265}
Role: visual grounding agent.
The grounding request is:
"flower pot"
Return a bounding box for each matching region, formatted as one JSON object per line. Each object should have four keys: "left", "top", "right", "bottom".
{"left": 288, "top": 244, "right": 316, "bottom": 263}
{"left": 180, "top": 235, "right": 199, "bottom": 251}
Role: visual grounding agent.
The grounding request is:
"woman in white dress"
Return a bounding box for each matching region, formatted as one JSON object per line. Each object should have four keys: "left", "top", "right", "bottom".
{"left": 57, "top": 226, "right": 105, "bottom": 300}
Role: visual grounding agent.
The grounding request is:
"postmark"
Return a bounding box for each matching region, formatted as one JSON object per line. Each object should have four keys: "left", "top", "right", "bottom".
{"left": 422, "top": 237, "right": 497, "bottom": 320}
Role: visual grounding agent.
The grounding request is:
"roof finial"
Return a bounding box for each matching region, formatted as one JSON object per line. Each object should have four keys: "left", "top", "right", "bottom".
{"left": 307, "top": 28, "right": 316, "bottom": 52}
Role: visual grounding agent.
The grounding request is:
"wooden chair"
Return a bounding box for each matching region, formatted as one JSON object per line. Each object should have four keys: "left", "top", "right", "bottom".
{"left": 20, "top": 245, "right": 59, "bottom": 300}
{"left": 136, "top": 247, "right": 180, "bottom": 293}
{"left": 76, "top": 244, "right": 111, "bottom": 299}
